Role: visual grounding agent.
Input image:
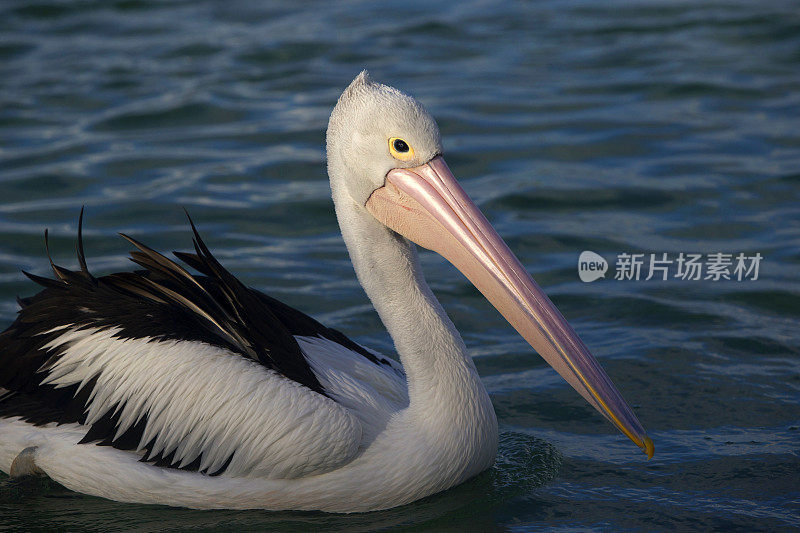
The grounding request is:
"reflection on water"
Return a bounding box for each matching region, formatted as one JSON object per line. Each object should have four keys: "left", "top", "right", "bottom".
{"left": 1, "top": 0, "right": 799, "bottom": 530}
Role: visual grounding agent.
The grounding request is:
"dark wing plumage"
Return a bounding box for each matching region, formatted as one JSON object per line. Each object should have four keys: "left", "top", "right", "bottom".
{"left": 0, "top": 209, "right": 388, "bottom": 474}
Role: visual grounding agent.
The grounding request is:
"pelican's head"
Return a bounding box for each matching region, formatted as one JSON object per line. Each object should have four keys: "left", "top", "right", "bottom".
{"left": 327, "top": 71, "right": 442, "bottom": 206}
{"left": 326, "top": 71, "right": 654, "bottom": 459}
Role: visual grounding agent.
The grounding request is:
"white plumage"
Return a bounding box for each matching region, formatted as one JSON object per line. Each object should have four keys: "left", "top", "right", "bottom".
{"left": 0, "top": 71, "right": 651, "bottom": 512}
{"left": 40, "top": 327, "right": 365, "bottom": 479}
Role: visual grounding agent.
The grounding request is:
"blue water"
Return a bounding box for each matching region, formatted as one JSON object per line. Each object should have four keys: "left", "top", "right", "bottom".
{"left": 1, "top": 0, "right": 799, "bottom": 530}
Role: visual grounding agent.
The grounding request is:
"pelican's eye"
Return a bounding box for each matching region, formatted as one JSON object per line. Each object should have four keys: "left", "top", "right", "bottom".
{"left": 389, "top": 137, "right": 414, "bottom": 161}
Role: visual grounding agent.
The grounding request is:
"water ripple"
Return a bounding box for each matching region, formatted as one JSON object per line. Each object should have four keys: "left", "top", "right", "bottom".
{"left": 0, "top": 0, "right": 798, "bottom": 529}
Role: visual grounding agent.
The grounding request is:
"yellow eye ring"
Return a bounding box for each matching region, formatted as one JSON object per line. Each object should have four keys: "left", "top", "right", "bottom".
{"left": 389, "top": 137, "right": 414, "bottom": 162}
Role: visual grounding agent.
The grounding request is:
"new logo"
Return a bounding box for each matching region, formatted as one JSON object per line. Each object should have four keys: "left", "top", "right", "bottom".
{"left": 578, "top": 251, "right": 608, "bottom": 282}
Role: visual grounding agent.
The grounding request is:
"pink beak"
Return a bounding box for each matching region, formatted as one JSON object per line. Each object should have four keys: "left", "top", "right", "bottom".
{"left": 366, "top": 156, "right": 653, "bottom": 458}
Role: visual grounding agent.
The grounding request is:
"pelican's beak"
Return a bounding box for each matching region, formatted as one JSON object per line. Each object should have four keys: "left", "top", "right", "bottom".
{"left": 366, "top": 156, "right": 653, "bottom": 458}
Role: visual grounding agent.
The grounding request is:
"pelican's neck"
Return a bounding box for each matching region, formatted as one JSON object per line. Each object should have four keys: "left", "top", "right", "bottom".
{"left": 331, "top": 184, "right": 486, "bottom": 409}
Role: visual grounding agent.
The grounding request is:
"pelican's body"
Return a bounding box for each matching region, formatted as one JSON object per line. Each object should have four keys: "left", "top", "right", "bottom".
{"left": 0, "top": 73, "right": 650, "bottom": 512}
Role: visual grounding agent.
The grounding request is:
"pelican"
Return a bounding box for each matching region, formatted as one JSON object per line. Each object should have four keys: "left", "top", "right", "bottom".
{"left": 0, "top": 72, "right": 652, "bottom": 512}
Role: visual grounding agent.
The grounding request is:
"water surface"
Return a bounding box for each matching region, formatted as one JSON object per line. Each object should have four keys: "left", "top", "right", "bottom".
{"left": 0, "top": 0, "right": 798, "bottom": 530}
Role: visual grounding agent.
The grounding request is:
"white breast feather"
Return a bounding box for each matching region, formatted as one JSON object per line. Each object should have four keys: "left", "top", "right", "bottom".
{"left": 39, "top": 327, "right": 362, "bottom": 479}
{"left": 297, "top": 335, "right": 408, "bottom": 443}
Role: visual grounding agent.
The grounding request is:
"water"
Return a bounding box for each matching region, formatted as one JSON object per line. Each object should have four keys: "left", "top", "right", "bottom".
{"left": 1, "top": 0, "right": 798, "bottom": 530}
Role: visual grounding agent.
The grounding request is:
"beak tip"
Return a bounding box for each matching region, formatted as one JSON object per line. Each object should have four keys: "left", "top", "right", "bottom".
{"left": 643, "top": 436, "right": 655, "bottom": 460}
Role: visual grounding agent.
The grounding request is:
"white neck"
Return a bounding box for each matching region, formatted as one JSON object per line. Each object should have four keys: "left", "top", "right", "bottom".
{"left": 330, "top": 182, "right": 496, "bottom": 437}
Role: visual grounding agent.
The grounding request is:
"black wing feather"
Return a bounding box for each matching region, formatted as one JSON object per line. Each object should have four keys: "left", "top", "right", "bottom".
{"left": 0, "top": 211, "right": 388, "bottom": 475}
